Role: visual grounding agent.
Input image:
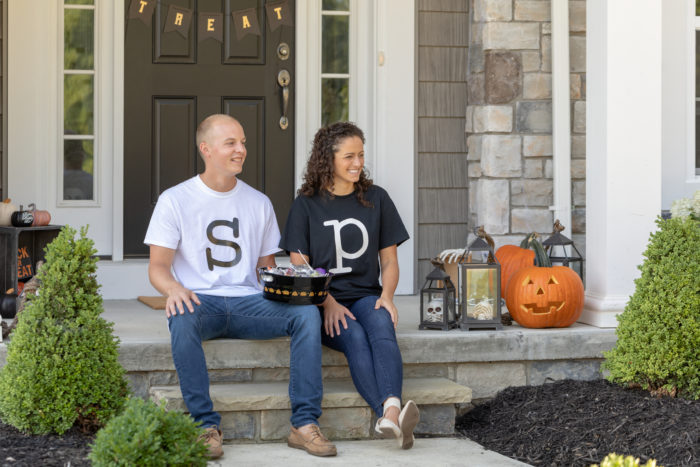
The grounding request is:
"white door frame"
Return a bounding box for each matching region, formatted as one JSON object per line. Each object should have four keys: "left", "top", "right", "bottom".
{"left": 8, "top": 0, "right": 120, "bottom": 256}
{"left": 296, "top": 0, "right": 415, "bottom": 294}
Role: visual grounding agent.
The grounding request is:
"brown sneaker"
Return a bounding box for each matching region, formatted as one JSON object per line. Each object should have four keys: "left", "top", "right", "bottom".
{"left": 197, "top": 426, "right": 223, "bottom": 459}
{"left": 287, "top": 424, "right": 337, "bottom": 457}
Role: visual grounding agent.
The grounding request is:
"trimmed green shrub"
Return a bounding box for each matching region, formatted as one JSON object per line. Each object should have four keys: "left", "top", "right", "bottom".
{"left": 89, "top": 397, "right": 209, "bottom": 467}
{"left": 602, "top": 216, "right": 700, "bottom": 399}
{"left": 591, "top": 453, "right": 661, "bottom": 467}
{"left": 0, "top": 226, "right": 128, "bottom": 434}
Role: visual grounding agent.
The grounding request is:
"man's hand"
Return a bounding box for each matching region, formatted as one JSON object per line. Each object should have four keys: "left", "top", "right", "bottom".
{"left": 322, "top": 295, "right": 356, "bottom": 337}
{"left": 375, "top": 295, "right": 398, "bottom": 329}
{"left": 164, "top": 283, "right": 201, "bottom": 318}
{"left": 149, "top": 245, "right": 201, "bottom": 319}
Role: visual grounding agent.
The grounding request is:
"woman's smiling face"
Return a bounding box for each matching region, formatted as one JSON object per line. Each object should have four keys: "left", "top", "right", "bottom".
{"left": 331, "top": 136, "right": 365, "bottom": 195}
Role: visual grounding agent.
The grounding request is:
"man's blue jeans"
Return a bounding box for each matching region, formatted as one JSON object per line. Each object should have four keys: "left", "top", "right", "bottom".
{"left": 321, "top": 295, "right": 403, "bottom": 417}
{"left": 167, "top": 293, "right": 323, "bottom": 429}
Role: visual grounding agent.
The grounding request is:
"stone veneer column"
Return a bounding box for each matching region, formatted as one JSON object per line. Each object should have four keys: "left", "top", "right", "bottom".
{"left": 466, "top": 0, "right": 587, "bottom": 250}
{"left": 580, "top": 0, "right": 662, "bottom": 327}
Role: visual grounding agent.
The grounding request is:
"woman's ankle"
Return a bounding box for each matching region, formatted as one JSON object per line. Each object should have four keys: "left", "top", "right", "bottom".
{"left": 383, "top": 405, "right": 400, "bottom": 424}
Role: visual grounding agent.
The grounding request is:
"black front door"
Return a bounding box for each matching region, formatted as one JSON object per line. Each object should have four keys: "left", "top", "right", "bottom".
{"left": 124, "top": 0, "right": 295, "bottom": 256}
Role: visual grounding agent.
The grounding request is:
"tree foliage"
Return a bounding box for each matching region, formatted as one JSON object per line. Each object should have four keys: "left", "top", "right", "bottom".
{"left": 0, "top": 226, "right": 128, "bottom": 434}
{"left": 603, "top": 217, "right": 700, "bottom": 399}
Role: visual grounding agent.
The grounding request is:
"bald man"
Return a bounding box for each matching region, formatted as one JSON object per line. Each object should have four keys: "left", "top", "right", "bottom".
{"left": 145, "top": 114, "right": 335, "bottom": 459}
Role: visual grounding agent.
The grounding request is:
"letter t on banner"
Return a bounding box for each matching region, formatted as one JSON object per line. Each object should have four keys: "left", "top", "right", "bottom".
{"left": 128, "top": 0, "right": 155, "bottom": 25}
{"left": 164, "top": 5, "right": 193, "bottom": 38}
{"left": 265, "top": 0, "right": 293, "bottom": 31}
{"left": 199, "top": 13, "right": 223, "bottom": 43}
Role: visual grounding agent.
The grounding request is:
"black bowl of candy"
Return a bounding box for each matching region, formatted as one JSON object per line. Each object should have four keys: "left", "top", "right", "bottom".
{"left": 258, "top": 265, "right": 332, "bottom": 305}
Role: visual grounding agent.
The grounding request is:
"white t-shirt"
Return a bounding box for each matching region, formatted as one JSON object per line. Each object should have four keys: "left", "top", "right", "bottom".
{"left": 144, "top": 175, "right": 281, "bottom": 297}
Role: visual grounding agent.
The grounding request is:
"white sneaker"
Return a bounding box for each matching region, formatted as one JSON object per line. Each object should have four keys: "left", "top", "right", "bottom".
{"left": 397, "top": 400, "right": 420, "bottom": 449}
{"left": 374, "top": 416, "right": 401, "bottom": 438}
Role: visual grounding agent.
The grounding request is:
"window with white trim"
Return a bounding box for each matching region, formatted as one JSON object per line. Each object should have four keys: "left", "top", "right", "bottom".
{"left": 62, "top": 0, "right": 95, "bottom": 201}
{"left": 321, "top": 0, "right": 350, "bottom": 125}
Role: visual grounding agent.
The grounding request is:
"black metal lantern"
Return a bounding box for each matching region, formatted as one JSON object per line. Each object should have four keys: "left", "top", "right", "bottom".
{"left": 542, "top": 220, "right": 584, "bottom": 284}
{"left": 419, "top": 265, "right": 458, "bottom": 331}
{"left": 458, "top": 230, "right": 502, "bottom": 331}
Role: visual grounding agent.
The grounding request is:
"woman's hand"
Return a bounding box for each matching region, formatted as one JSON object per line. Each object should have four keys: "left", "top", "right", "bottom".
{"left": 323, "top": 295, "right": 356, "bottom": 337}
{"left": 375, "top": 296, "right": 398, "bottom": 329}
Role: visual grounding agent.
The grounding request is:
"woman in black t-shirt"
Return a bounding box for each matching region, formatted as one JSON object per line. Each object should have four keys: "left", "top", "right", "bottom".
{"left": 280, "top": 122, "right": 419, "bottom": 450}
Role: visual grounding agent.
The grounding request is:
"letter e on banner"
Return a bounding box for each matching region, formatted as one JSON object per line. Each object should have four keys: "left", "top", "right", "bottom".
{"left": 198, "top": 13, "right": 223, "bottom": 43}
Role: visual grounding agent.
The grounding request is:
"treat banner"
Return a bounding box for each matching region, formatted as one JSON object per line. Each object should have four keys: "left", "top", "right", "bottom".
{"left": 128, "top": 0, "right": 292, "bottom": 42}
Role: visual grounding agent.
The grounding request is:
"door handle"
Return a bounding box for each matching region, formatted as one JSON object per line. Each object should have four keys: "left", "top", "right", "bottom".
{"left": 277, "top": 70, "right": 290, "bottom": 130}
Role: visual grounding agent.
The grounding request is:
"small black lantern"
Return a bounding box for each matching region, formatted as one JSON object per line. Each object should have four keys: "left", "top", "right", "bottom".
{"left": 542, "top": 220, "right": 584, "bottom": 284}
{"left": 419, "top": 264, "right": 458, "bottom": 331}
{"left": 458, "top": 228, "right": 502, "bottom": 331}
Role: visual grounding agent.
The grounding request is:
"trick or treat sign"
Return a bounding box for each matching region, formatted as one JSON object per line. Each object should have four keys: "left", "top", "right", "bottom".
{"left": 17, "top": 246, "right": 32, "bottom": 281}
{"left": 127, "top": 0, "right": 292, "bottom": 43}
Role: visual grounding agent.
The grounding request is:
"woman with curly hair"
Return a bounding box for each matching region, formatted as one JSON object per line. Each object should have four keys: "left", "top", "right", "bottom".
{"left": 280, "top": 121, "right": 419, "bottom": 449}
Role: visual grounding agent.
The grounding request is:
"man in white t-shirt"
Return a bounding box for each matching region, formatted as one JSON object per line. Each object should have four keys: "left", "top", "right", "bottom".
{"left": 145, "top": 114, "right": 336, "bottom": 459}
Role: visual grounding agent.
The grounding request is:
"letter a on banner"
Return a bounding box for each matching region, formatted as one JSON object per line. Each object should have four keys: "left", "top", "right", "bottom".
{"left": 164, "top": 5, "right": 193, "bottom": 38}
{"left": 128, "top": 0, "right": 155, "bottom": 25}
{"left": 232, "top": 8, "right": 261, "bottom": 40}
{"left": 265, "top": 0, "right": 293, "bottom": 31}
{"left": 199, "top": 13, "right": 223, "bottom": 43}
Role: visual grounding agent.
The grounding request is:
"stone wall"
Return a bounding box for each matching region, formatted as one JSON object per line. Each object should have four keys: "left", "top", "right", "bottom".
{"left": 465, "top": 0, "right": 586, "bottom": 251}
{"left": 416, "top": 0, "right": 471, "bottom": 286}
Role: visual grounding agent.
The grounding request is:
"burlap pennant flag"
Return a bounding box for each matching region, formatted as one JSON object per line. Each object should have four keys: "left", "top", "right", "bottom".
{"left": 198, "top": 13, "right": 223, "bottom": 43}
{"left": 164, "top": 5, "right": 193, "bottom": 38}
{"left": 265, "top": 0, "right": 293, "bottom": 31}
{"left": 232, "top": 8, "right": 261, "bottom": 40}
{"left": 128, "top": 0, "right": 156, "bottom": 25}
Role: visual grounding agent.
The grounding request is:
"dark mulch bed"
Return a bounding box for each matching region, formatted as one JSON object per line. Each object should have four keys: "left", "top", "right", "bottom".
{"left": 1, "top": 379, "right": 698, "bottom": 466}
{"left": 457, "top": 379, "right": 699, "bottom": 466}
{"left": 0, "top": 423, "right": 92, "bottom": 467}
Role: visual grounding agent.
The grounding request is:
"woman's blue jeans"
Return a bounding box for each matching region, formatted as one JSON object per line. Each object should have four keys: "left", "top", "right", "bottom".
{"left": 321, "top": 295, "right": 403, "bottom": 417}
{"left": 167, "top": 293, "right": 323, "bottom": 429}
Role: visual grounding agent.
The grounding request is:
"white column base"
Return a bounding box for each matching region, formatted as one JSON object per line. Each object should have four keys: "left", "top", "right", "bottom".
{"left": 577, "top": 291, "right": 629, "bottom": 327}
{"left": 578, "top": 308, "right": 622, "bottom": 328}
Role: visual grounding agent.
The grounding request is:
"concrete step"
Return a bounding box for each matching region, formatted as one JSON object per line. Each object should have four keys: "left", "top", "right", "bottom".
{"left": 150, "top": 377, "right": 471, "bottom": 442}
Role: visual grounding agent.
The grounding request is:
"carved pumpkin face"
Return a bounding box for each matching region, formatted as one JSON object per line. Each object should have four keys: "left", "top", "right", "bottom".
{"left": 505, "top": 266, "right": 584, "bottom": 328}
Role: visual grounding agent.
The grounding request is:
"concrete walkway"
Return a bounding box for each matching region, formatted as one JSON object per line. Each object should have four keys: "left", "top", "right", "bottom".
{"left": 208, "top": 438, "right": 529, "bottom": 466}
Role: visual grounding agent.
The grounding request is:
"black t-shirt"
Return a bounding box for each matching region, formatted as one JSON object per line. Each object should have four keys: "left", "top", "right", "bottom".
{"left": 279, "top": 185, "right": 409, "bottom": 301}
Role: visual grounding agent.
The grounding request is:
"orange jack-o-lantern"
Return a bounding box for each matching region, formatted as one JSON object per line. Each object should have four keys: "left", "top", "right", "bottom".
{"left": 495, "top": 244, "right": 535, "bottom": 299}
{"left": 505, "top": 265, "right": 584, "bottom": 328}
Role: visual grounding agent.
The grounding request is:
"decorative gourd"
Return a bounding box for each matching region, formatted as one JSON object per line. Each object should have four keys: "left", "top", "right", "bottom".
{"left": 28, "top": 203, "right": 51, "bottom": 227}
{"left": 11, "top": 205, "right": 34, "bottom": 227}
{"left": 505, "top": 234, "right": 584, "bottom": 328}
{"left": 0, "top": 199, "right": 18, "bottom": 226}
{"left": 495, "top": 244, "right": 535, "bottom": 298}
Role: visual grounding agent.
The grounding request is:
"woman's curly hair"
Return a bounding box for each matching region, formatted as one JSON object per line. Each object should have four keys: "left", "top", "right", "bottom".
{"left": 299, "top": 121, "right": 373, "bottom": 207}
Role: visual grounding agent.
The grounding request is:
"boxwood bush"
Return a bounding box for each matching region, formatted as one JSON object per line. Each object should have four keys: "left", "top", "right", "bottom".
{"left": 89, "top": 397, "right": 209, "bottom": 467}
{"left": 603, "top": 216, "right": 700, "bottom": 399}
{"left": 0, "top": 226, "right": 128, "bottom": 434}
